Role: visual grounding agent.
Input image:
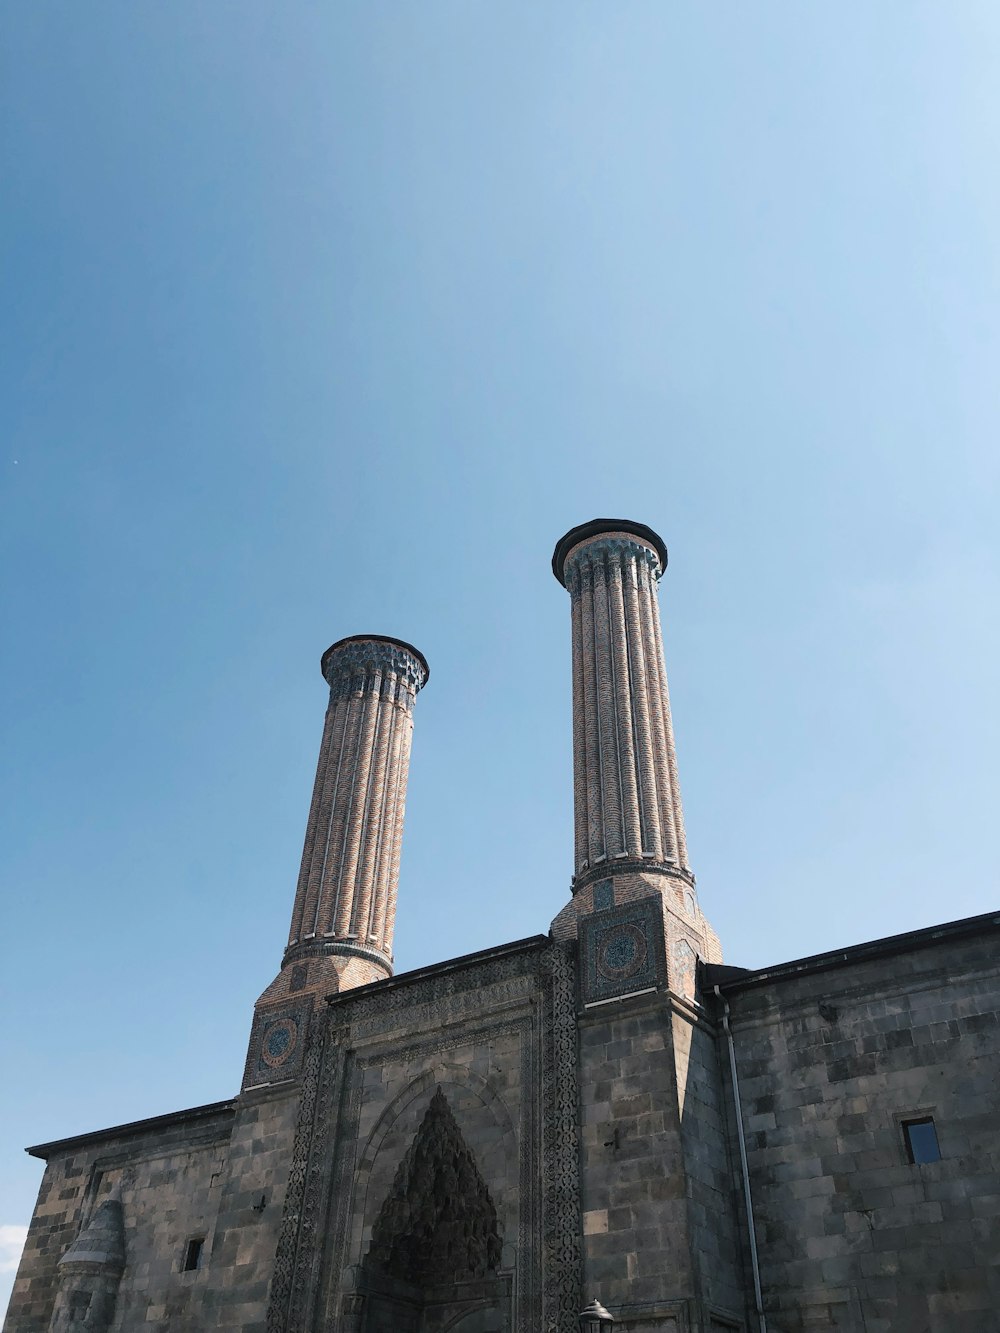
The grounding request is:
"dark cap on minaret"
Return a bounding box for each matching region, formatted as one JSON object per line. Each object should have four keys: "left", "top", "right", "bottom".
{"left": 552, "top": 518, "right": 668, "bottom": 587}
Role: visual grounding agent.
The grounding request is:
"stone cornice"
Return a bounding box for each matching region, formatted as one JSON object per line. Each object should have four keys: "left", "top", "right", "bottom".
{"left": 573, "top": 857, "right": 696, "bottom": 893}
{"left": 26, "top": 1100, "right": 237, "bottom": 1160}
{"left": 282, "top": 937, "right": 393, "bottom": 971}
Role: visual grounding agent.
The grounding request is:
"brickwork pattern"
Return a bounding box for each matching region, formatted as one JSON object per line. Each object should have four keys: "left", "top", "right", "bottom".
{"left": 552, "top": 870, "right": 721, "bottom": 999}
{"left": 254, "top": 954, "right": 389, "bottom": 1010}
{"left": 256, "top": 636, "right": 427, "bottom": 1014}
{"left": 552, "top": 521, "right": 723, "bottom": 995}
{"left": 560, "top": 529, "right": 688, "bottom": 877}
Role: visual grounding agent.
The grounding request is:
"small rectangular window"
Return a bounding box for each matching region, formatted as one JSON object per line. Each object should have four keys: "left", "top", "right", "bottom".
{"left": 902, "top": 1117, "right": 941, "bottom": 1164}
{"left": 183, "top": 1237, "right": 205, "bottom": 1271}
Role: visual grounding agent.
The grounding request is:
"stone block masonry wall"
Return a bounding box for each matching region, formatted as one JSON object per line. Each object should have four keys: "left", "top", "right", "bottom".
{"left": 5, "top": 1104, "right": 236, "bottom": 1333}
{"left": 719, "top": 923, "right": 1000, "bottom": 1333}
{"left": 190, "top": 1088, "right": 300, "bottom": 1330}
{"left": 5, "top": 1089, "right": 301, "bottom": 1333}
{"left": 671, "top": 1008, "right": 746, "bottom": 1321}
{"left": 254, "top": 952, "right": 387, "bottom": 1009}
{"left": 577, "top": 990, "right": 745, "bottom": 1331}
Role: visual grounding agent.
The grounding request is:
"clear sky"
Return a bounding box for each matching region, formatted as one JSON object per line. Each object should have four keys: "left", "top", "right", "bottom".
{"left": 2, "top": 2, "right": 999, "bottom": 1309}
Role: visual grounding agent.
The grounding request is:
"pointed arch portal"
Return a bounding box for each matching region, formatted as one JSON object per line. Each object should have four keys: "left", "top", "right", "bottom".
{"left": 357, "top": 1088, "right": 510, "bottom": 1333}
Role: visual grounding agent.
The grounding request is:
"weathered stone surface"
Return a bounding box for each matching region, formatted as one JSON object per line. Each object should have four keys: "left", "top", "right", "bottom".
{"left": 716, "top": 919, "right": 1000, "bottom": 1332}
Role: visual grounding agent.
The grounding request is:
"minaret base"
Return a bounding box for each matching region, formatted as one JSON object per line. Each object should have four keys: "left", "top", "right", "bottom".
{"left": 243, "top": 947, "right": 394, "bottom": 1091}
{"left": 550, "top": 866, "right": 722, "bottom": 1001}
{"left": 253, "top": 947, "right": 392, "bottom": 1009}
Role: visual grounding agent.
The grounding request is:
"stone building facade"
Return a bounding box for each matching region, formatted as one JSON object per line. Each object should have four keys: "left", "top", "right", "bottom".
{"left": 7, "top": 519, "right": 1000, "bottom": 1333}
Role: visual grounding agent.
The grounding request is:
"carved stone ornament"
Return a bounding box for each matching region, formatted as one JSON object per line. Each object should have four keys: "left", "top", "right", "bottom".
{"left": 265, "top": 942, "right": 583, "bottom": 1333}
{"left": 541, "top": 943, "right": 584, "bottom": 1333}
{"left": 578, "top": 897, "right": 667, "bottom": 1005}
{"left": 322, "top": 638, "right": 428, "bottom": 707}
{"left": 563, "top": 534, "right": 662, "bottom": 592}
{"left": 242, "top": 997, "right": 313, "bottom": 1091}
{"left": 365, "top": 1087, "right": 502, "bottom": 1284}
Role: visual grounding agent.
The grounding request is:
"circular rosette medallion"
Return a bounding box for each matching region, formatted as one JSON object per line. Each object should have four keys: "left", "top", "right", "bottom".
{"left": 596, "top": 922, "right": 648, "bottom": 981}
{"left": 261, "top": 1017, "right": 299, "bottom": 1069}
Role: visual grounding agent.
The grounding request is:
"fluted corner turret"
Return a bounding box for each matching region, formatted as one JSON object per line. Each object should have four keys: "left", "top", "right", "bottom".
{"left": 255, "top": 634, "right": 428, "bottom": 1010}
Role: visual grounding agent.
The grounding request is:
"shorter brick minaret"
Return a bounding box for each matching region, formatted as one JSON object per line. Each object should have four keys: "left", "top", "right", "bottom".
{"left": 255, "top": 634, "right": 429, "bottom": 1009}
{"left": 550, "top": 519, "right": 721, "bottom": 992}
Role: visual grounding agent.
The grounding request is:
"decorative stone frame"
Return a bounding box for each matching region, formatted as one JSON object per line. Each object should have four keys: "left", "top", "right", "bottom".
{"left": 578, "top": 896, "right": 667, "bottom": 1006}
{"left": 265, "top": 942, "right": 582, "bottom": 1333}
{"left": 243, "top": 996, "right": 313, "bottom": 1090}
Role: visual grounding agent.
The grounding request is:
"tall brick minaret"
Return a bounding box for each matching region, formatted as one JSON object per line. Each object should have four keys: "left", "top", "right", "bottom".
{"left": 255, "top": 634, "right": 429, "bottom": 1012}
{"left": 550, "top": 519, "right": 721, "bottom": 988}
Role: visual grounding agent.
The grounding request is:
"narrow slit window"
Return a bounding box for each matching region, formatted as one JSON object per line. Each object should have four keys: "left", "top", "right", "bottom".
{"left": 183, "top": 1237, "right": 205, "bottom": 1272}
{"left": 902, "top": 1117, "right": 941, "bottom": 1164}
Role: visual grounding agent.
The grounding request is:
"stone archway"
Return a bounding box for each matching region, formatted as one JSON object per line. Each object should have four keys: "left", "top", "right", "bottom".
{"left": 358, "top": 1088, "right": 510, "bottom": 1333}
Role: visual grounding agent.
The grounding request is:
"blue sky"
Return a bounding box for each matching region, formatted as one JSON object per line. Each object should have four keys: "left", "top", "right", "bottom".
{"left": 2, "top": 2, "right": 999, "bottom": 1307}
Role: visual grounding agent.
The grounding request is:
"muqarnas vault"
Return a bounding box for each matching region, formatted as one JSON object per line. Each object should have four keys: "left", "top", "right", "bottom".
{"left": 8, "top": 519, "right": 1000, "bottom": 1333}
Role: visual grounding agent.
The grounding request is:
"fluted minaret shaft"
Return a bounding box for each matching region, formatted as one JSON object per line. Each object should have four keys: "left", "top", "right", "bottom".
{"left": 284, "top": 635, "right": 429, "bottom": 981}
{"left": 554, "top": 520, "right": 691, "bottom": 888}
